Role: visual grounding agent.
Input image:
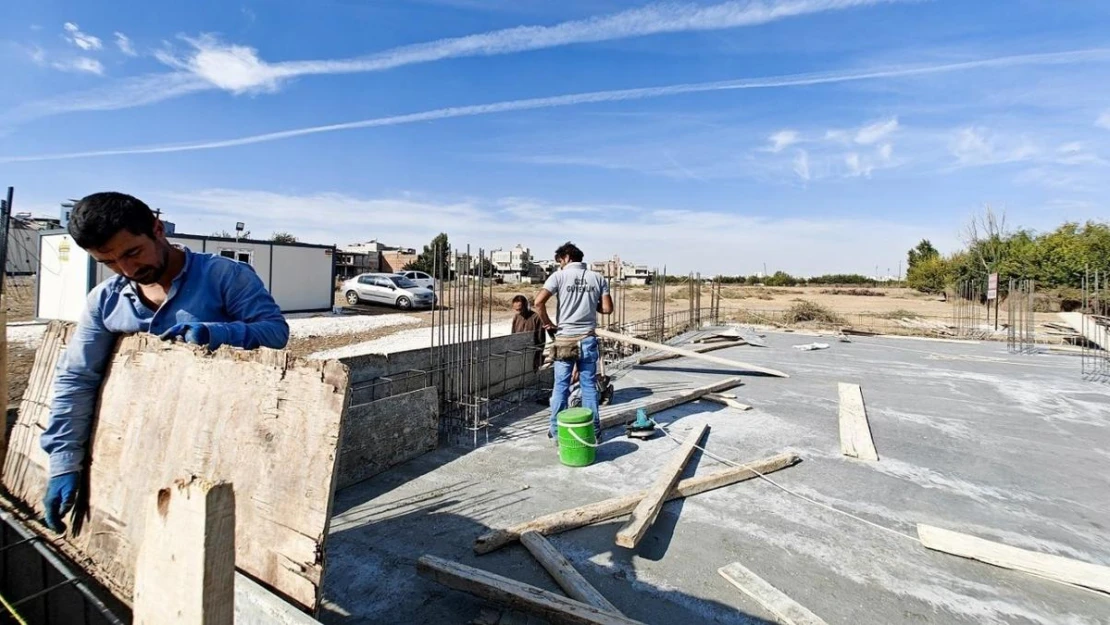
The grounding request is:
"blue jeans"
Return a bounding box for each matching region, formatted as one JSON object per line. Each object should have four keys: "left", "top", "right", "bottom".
{"left": 550, "top": 335, "right": 601, "bottom": 438}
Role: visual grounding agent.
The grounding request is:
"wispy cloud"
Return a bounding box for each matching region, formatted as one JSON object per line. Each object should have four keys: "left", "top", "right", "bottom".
{"left": 6, "top": 48, "right": 1108, "bottom": 163}
{"left": 793, "top": 149, "right": 811, "bottom": 181}
{"left": 1097, "top": 110, "right": 1110, "bottom": 130}
{"left": 149, "top": 187, "right": 957, "bottom": 276}
{"left": 114, "top": 32, "right": 137, "bottom": 56}
{"left": 63, "top": 22, "right": 102, "bottom": 51}
{"left": 52, "top": 57, "right": 105, "bottom": 76}
{"left": 854, "top": 118, "right": 899, "bottom": 144}
{"left": 768, "top": 129, "right": 800, "bottom": 152}
{"left": 949, "top": 127, "right": 1039, "bottom": 166}
{"left": 10, "top": 0, "right": 908, "bottom": 120}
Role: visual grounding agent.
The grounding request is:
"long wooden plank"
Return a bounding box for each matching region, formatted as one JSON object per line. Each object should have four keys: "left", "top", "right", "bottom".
{"left": 599, "top": 377, "right": 745, "bottom": 430}
{"left": 134, "top": 479, "right": 236, "bottom": 625}
{"left": 837, "top": 383, "right": 878, "bottom": 461}
{"left": 638, "top": 342, "right": 739, "bottom": 364}
{"left": 0, "top": 295, "right": 7, "bottom": 471}
{"left": 718, "top": 562, "right": 828, "bottom": 625}
{"left": 474, "top": 452, "right": 801, "bottom": 555}
{"left": 1, "top": 323, "right": 350, "bottom": 611}
{"left": 520, "top": 531, "right": 622, "bottom": 614}
{"left": 417, "top": 556, "right": 645, "bottom": 625}
{"left": 596, "top": 328, "right": 789, "bottom": 378}
{"left": 917, "top": 524, "right": 1110, "bottom": 593}
{"left": 616, "top": 424, "right": 708, "bottom": 548}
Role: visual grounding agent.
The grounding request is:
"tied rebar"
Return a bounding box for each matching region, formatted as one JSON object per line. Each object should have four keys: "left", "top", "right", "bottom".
{"left": 1081, "top": 267, "right": 1109, "bottom": 383}
{"left": 1006, "top": 278, "right": 1036, "bottom": 354}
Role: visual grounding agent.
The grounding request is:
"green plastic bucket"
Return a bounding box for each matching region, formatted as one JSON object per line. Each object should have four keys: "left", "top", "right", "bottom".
{"left": 557, "top": 407, "right": 597, "bottom": 467}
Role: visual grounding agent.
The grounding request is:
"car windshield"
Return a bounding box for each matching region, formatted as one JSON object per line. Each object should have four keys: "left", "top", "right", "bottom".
{"left": 390, "top": 276, "right": 418, "bottom": 289}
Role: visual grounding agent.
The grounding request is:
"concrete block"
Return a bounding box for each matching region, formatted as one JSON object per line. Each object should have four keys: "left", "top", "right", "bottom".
{"left": 337, "top": 387, "right": 439, "bottom": 489}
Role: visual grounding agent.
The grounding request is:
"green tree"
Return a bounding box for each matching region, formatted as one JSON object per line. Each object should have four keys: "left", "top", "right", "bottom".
{"left": 404, "top": 233, "right": 452, "bottom": 279}
{"left": 270, "top": 232, "right": 298, "bottom": 244}
{"left": 907, "top": 239, "right": 939, "bottom": 270}
{"left": 764, "top": 271, "right": 799, "bottom": 287}
{"left": 906, "top": 255, "right": 951, "bottom": 294}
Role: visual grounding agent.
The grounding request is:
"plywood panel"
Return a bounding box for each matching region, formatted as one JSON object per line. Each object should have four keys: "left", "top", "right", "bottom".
{"left": 2, "top": 322, "right": 350, "bottom": 612}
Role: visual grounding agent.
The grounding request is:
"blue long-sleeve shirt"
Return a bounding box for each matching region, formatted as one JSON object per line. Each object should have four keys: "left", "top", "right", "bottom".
{"left": 40, "top": 248, "right": 290, "bottom": 476}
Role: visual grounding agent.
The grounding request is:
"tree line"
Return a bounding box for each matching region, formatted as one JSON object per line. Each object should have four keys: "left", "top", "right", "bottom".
{"left": 906, "top": 211, "right": 1110, "bottom": 296}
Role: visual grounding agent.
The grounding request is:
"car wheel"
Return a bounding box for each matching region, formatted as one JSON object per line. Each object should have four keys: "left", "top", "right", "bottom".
{"left": 345, "top": 291, "right": 361, "bottom": 306}
{"left": 396, "top": 296, "right": 412, "bottom": 310}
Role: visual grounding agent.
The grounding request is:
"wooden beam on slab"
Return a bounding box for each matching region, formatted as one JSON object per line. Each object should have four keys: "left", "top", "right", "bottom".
{"left": 837, "top": 383, "right": 878, "bottom": 462}
{"left": 616, "top": 424, "right": 708, "bottom": 548}
{"left": 520, "top": 531, "right": 622, "bottom": 614}
{"left": 133, "top": 479, "right": 236, "bottom": 625}
{"left": 701, "top": 394, "right": 752, "bottom": 411}
{"left": 598, "top": 377, "right": 745, "bottom": 430}
{"left": 596, "top": 328, "right": 789, "bottom": 378}
{"left": 416, "top": 556, "right": 645, "bottom": 625}
{"left": 917, "top": 524, "right": 1110, "bottom": 594}
{"left": 0, "top": 295, "right": 7, "bottom": 470}
{"left": 718, "top": 562, "right": 828, "bottom": 625}
{"left": 474, "top": 452, "right": 801, "bottom": 555}
{"left": 638, "top": 341, "right": 739, "bottom": 365}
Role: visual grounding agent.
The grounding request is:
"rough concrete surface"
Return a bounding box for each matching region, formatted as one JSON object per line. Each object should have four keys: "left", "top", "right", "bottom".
{"left": 320, "top": 331, "right": 1110, "bottom": 625}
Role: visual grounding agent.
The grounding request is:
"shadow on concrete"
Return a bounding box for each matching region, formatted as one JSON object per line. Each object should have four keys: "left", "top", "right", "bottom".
{"left": 322, "top": 449, "right": 777, "bottom": 625}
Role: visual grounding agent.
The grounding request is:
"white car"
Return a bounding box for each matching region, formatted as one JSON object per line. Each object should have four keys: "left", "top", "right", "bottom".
{"left": 396, "top": 270, "right": 436, "bottom": 291}
{"left": 342, "top": 273, "right": 436, "bottom": 310}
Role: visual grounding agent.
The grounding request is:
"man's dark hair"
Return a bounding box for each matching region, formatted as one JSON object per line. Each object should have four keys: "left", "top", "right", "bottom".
{"left": 511, "top": 294, "right": 529, "bottom": 307}
{"left": 68, "top": 192, "right": 157, "bottom": 249}
{"left": 554, "top": 241, "right": 584, "bottom": 263}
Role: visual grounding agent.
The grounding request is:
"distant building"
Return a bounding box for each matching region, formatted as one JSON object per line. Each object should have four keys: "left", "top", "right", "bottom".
{"left": 590, "top": 255, "right": 651, "bottom": 284}
{"left": 6, "top": 214, "right": 62, "bottom": 275}
{"left": 491, "top": 244, "right": 533, "bottom": 280}
{"left": 381, "top": 249, "right": 418, "bottom": 273}
{"left": 335, "top": 241, "right": 385, "bottom": 279}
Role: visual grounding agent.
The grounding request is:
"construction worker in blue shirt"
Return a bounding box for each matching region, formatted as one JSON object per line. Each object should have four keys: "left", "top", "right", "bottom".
{"left": 39, "top": 192, "right": 290, "bottom": 533}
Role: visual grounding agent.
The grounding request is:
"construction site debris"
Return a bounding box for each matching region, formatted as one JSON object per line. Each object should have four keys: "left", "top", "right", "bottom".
{"left": 792, "top": 343, "right": 830, "bottom": 351}
{"left": 717, "top": 561, "right": 829, "bottom": 625}
{"left": 596, "top": 328, "right": 789, "bottom": 378}
{"left": 598, "top": 377, "right": 746, "bottom": 430}
{"left": 615, "top": 424, "right": 708, "bottom": 549}
{"left": 637, "top": 341, "right": 738, "bottom": 365}
{"left": 701, "top": 394, "right": 752, "bottom": 411}
{"left": 917, "top": 524, "right": 1110, "bottom": 594}
{"left": 472, "top": 453, "right": 802, "bottom": 555}
{"left": 416, "top": 555, "right": 645, "bottom": 625}
{"left": 520, "top": 531, "right": 622, "bottom": 614}
{"left": 837, "top": 383, "right": 878, "bottom": 462}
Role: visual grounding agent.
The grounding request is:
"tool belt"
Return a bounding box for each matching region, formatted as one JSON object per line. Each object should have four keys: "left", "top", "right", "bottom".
{"left": 552, "top": 333, "right": 592, "bottom": 362}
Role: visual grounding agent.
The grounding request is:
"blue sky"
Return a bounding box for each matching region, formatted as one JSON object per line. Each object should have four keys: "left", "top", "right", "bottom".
{"left": 3, "top": 0, "right": 1109, "bottom": 276}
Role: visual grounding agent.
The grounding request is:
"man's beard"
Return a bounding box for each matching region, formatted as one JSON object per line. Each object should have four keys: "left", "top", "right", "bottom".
{"left": 132, "top": 245, "right": 170, "bottom": 285}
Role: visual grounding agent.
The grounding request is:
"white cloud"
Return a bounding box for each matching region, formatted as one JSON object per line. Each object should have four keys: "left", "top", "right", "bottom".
{"left": 878, "top": 142, "right": 893, "bottom": 160}
{"left": 114, "top": 32, "right": 137, "bottom": 56}
{"left": 63, "top": 22, "right": 102, "bottom": 51}
{"left": 52, "top": 57, "right": 105, "bottom": 76}
{"left": 854, "top": 117, "right": 899, "bottom": 144}
{"left": 793, "top": 149, "right": 811, "bottom": 181}
{"left": 148, "top": 187, "right": 954, "bottom": 276}
{"left": 156, "top": 35, "right": 283, "bottom": 93}
{"left": 949, "top": 127, "right": 1039, "bottom": 166}
{"left": 768, "top": 129, "right": 800, "bottom": 152}
{"left": 9, "top": 49, "right": 1110, "bottom": 161}
{"left": 1097, "top": 110, "right": 1110, "bottom": 130}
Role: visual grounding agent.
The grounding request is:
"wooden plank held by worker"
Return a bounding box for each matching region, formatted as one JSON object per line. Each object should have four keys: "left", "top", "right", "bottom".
{"left": 474, "top": 452, "right": 801, "bottom": 555}
{"left": 718, "top": 562, "right": 828, "bottom": 625}
{"left": 594, "top": 328, "right": 788, "bottom": 378}
{"left": 520, "top": 531, "right": 622, "bottom": 614}
{"left": 1, "top": 322, "right": 351, "bottom": 613}
{"left": 917, "top": 524, "right": 1110, "bottom": 594}
{"left": 417, "top": 555, "right": 645, "bottom": 625}
{"left": 134, "top": 479, "right": 236, "bottom": 625}
{"left": 598, "top": 377, "right": 745, "bottom": 431}
{"left": 837, "top": 383, "right": 878, "bottom": 461}
{"left": 615, "top": 424, "right": 708, "bottom": 548}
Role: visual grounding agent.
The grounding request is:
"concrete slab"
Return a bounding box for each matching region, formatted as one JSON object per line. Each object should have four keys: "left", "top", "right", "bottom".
{"left": 320, "top": 332, "right": 1110, "bottom": 625}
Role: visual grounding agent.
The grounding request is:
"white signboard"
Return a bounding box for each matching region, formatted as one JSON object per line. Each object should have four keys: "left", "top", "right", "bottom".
{"left": 987, "top": 273, "right": 999, "bottom": 300}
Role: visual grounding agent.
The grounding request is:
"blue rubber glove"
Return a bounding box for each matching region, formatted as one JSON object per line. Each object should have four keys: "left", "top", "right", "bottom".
{"left": 43, "top": 471, "right": 81, "bottom": 533}
{"left": 159, "top": 323, "right": 212, "bottom": 348}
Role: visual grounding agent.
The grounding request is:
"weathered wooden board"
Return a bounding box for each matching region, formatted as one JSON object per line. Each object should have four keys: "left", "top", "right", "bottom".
{"left": 1, "top": 322, "right": 350, "bottom": 612}
{"left": 598, "top": 377, "right": 745, "bottom": 430}
{"left": 337, "top": 387, "right": 438, "bottom": 489}
{"left": 718, "top": 562, "right": 828, "bottom": 625}
{"left": 837, "top": 383, "right": 878, "bottom": 461}
{"left": 918, "top": 524, "right": 1110, "bottom": 593}
{"left": 521, "top": 531, "right": 621, "bottom": 614}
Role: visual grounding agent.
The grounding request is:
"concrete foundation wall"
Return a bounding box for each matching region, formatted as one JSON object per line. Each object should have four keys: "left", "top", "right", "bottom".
{"left": 341, "top": 332, "right": 546, "bottom": 405}
{"left": 336, "top": 387, "right": 439, "bottom": 490}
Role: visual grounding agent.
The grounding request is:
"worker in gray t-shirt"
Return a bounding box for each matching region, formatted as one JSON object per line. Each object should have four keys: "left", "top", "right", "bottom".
{"left": 535, "top": 242, "right": 613, "bottom": 442}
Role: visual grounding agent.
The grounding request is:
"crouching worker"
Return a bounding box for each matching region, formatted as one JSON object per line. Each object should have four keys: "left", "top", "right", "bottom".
{"left": 39, "top": 192, "right": 290, "bottom": 533}
{"left": 534, "top": 242, "right": 612, "bottom": 444}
